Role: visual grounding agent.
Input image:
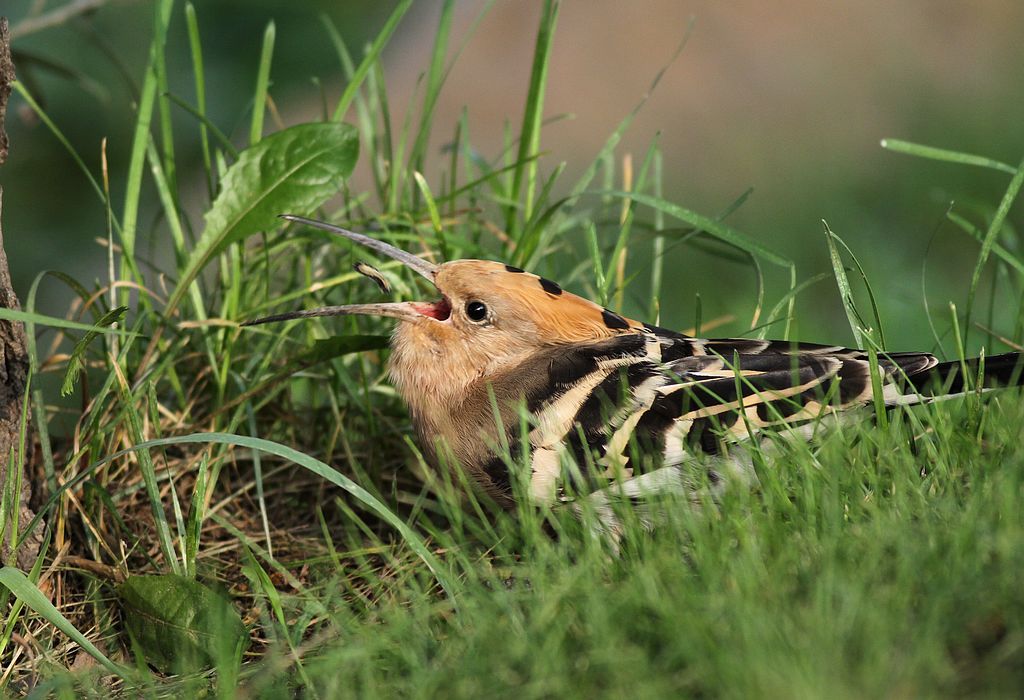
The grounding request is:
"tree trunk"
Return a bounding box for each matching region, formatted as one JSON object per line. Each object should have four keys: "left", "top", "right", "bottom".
{"left": 0, "top": 16, "right": 43, "bottom": 570}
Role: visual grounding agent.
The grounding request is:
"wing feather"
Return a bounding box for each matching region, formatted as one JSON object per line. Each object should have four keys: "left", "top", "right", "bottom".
{"left": 504, "top": 325, "right": 1010, "bottom": 507}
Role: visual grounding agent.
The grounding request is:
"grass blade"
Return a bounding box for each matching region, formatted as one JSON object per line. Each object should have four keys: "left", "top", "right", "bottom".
{"left": 330, "top": 0, "right": 414, "bottom": 121}
{"left": 947, "top": 210, "right": 1024, "bottom": 277}
{"left": 408, "top": 0, "right": 455, "bottom": 178}
{"left": 165, "top": 92, "right": 239, "bottom": 158}
{"left": 824, "top": 222, "right": 868, "bottom": 348}
{"left": 507, "top": 0, "right": 559, "bottom": 237}
{"left": 963, "top": 154, "right": 1024, "bottom": 349}
{"left": 11, "top": 82, "right": 106, "bottom": 204}
{"left": 863, "top": 335, "right": 889, "bottom": 430}
{"left": 609, "top": 191, "right": 792, "bottom": 269}
{"left": 113, "top": 375, "right": 181, "bottom": 575}
{"left": 822, "top": 222, "right": 887, "bottom": 348}
{"left": 153, "top": 2, "right": 177, "bottom": 197}
{"left": 413, "top": 171, "right": 449, "bottom": 259}
{"left": 521, "top": 19, "right": 693, "bottom": 268}
{"left": 250, "top": 20, "right": 276, "bottom": 146}
{"left": 0, "top": 307, "right": 135, "bottom": 336}
{"left": 184, "top": 2, "right": 214, "bottom": 200}
{"left": 881, "top": 138, "right": 1017, "bottom": 175}
{"left": 121, "top": 0, "right": 173, "bottom": 265}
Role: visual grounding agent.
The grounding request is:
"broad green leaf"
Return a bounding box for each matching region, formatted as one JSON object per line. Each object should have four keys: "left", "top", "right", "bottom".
{"left": 168, "top": 122, "right": 359, "bottom": 313}
{"left": 117, "top": 574, "right": 249, "bottom": 674}
{"left": 61, "top": 306, "right": 128, "bottom": 397}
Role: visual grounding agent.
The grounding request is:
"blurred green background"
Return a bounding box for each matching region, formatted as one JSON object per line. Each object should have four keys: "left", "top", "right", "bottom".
{"left": 2, "top": 0, "right": 1022, "bottom": 353}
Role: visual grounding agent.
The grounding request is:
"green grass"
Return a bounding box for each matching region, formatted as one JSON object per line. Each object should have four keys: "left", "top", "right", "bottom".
{"left": 2, "top": 2, "right": 1023, "bottom": 697}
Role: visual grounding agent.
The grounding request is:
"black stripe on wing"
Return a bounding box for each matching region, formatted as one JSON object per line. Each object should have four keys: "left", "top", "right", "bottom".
{"left": 899, "top": 352, "right": 1023, "bottom": 395}
{"left": 526, "top": 334, "right": 649, "bottom": 413}
{"left": 651, "top": 354, "right": 843, "bottom": 423}
{"left": 562, "top": 362, "right": 662, "bottom": 479}
{"left": 645, "top": 325, "right": 942, "bottom": 372}
{"left": 642, "top": 326, "right": 861, "bottom": 362}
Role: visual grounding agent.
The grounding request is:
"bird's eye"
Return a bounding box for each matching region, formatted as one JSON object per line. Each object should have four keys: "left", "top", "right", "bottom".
{"left": 465, "top": 300, "right": 488, "bottom": 322}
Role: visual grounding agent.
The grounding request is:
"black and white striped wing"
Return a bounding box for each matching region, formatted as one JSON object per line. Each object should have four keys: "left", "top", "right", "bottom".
{"left": 515, "top": 328, "right": 1023, "bottom": 506}
{"left": 526, "top": 330, "right": 941, "bottom": 498}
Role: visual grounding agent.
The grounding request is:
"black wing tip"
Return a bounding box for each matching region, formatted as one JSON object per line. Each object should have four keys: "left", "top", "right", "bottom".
{"left": 903, "top": 352, "right": 1024, "bottom": 394}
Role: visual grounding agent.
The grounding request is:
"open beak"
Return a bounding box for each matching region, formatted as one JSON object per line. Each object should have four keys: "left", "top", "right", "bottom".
{"left": 241, "top": 216, "right": 447, "bottom": 327}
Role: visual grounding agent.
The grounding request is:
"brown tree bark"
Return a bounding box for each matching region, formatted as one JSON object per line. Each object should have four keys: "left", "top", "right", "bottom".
{"left": 0, "top": 16, "right": 43, "bottom": 570}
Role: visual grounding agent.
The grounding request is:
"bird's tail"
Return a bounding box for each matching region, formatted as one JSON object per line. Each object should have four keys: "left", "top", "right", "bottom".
{"left": 901, "top": 352, "right": 1023, "bottom": 398}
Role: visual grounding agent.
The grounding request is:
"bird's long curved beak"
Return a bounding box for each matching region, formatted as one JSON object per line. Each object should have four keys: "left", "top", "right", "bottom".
{"left": 280, "top": 214, "right": 438, "bottom": 281}
{"left": 241, "top": 217, "right": 447, "bottom": 327}
{"left": 241, "top": 300, "right": 451, "bottom": 327}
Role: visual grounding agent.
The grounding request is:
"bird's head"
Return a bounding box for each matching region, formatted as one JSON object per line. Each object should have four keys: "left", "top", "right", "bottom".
{"left": 244, "top": 216, "right": 642, "bottom": 424}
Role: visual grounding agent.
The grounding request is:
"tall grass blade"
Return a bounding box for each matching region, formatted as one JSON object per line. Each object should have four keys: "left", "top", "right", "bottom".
{"left": 11, "top": 82, "right": 106, "bottom": 203}
{"left": 507, "top": 0, "right": 560, "bottom": 237}
{"left": 0, "top": 308, "right": 135, "bottom": 336}
{"left": 947, "top": 210, "right": 1024, "bottom": 276}
{"left": 521, "top": 19, "right": 693, "bottom": 268}
{"left": 824, "top": 222, "right": 881, "bottom": 349}
{"left": 165, "top": 93, "right": 239, "bottom": 158}
{"left": 408, "top": 0, "right": 455, "bottom": 178}
{"left": 611, "top": 191, "right": 792, "bottom": 269}
{"left": 250, "top": 21, "right": 276, "bottom": 146}
{"left": 863, "top": 336, "right": 889, "bottom": 429}
{"left": 113, "top": 371, "right": 182, "bottom": 575}
{"left": 963, "top": 155, "right": 1024, "bottom": 348}
{"left": 413, "top": 171, "right": 448, "bottom": 258}
{"left": 822, "top": 222, "right": 887, "bottom": 348}
{"left": 121, "top": 0, "right": 173, "bottom": 266}
{"left": 330, "top": 0, "right": 414, "bottom": 121}
{"left": 185, "top": 2, "right": 214, "bottom": 199}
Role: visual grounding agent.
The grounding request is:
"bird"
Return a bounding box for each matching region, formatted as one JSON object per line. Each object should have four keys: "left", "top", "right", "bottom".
{"left": 244, "top": 215, "right": 1023, "bottom": 527}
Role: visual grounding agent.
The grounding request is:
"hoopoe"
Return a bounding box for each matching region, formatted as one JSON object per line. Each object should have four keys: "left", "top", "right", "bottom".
{"left": 245, "top": 215, "right": 1024, "bottom": 523}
